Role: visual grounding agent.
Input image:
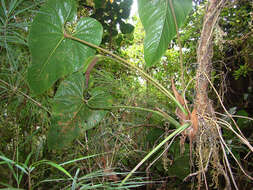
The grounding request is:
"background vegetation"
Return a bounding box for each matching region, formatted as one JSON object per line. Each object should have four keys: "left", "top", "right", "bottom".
{"left": 0, "top": 0, "right": 252, "bottom": 189}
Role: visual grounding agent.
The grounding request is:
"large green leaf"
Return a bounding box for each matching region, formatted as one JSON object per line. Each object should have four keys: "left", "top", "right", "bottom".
{"left": 48, "top": 72, "right": 112, "bottom": 149}
{"left": 28, "top": 0, "right": 103, "bottom": 95}
{"left": 138, "top": 0, "right": 192, "bottom": 67}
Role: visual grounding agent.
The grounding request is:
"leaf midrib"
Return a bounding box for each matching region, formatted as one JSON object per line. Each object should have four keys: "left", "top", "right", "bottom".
{"left": 38, "top": 2, "right": 75, "bottom": 77}
{"left": 38, "top": 35, "right": 64, "bottom": 77}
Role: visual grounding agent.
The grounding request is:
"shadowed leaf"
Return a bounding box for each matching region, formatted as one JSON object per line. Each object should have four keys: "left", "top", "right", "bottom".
{"left": 48, "top": 72, "right": 112, "bottom": 149}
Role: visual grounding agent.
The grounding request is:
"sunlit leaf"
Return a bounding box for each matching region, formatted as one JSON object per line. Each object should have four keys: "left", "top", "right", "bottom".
{"left": 27, "top": 0, "right": 103, "bottom": 95}
{"left": 138, "top": 0, "right": 192, "bottom": 67}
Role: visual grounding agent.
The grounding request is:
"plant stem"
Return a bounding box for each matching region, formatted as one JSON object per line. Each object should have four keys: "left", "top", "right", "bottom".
{"left": 86, "top": 103, "right": 181, "bottom": 128}
{"left": 28, "top": 171, "right": 31, "bottom": 190}
{"left": 64, "top": 33, "right": 188, "bottom": 116}
{"left": 0, "top": 79, "right": 50, "bottom": 113}
{"left": 119, "top": 123, "right": 190, "bottom": 186}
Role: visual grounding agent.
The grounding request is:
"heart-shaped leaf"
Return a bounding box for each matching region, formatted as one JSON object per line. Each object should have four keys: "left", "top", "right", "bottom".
{"left": 138, "top": 0, "right": 192, "bottom": 67}
{"left": 28, "top": 0, "right": 103, "bottom": 95}
{"left": 48, "top": 72, "right": 112, "bottom": 149}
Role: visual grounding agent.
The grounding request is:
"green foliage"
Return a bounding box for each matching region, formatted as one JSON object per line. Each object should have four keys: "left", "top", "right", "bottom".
{"left": 166, "top": 141, "right": 190, "bottom": 179}
{"left": 212, "top": 0, "right": 253, "bottom": 112}
{"left": 1, "top": 153, "right": 146, "bottom": 189}
{"left": 120, "top": 22, "right": 135, "bottom": 34}
{"left": 219, "top": 1, "right": 252, "bottom": 39}
{"left": 27, "top": 0, "right": 103, "bottom": 95}
{"left": 0, "top": 0, "right": 149, "bottom": 188}
{"left": 90, "top": 0, "right": 135, "bottom": 44}
{"left": 236, "top": 110, "right": 251, "bottom": 129}
{"left": 48, "top": 72, "right": 112, "bottom": 149}
{"left": 120, "top": 17, "right": 145, "bottom": 67}
{"left": 94, "top": 0, "right": 106, "bottom": 8}
{"left": 138, "top": 0, "right": 192, "bottom": 67}
{"left": 233, "top": 63, "right": 253, "bottom": 80}
{"left": 1, "top": 0, "right": 253, "bottom": 189}
{"left": 145, "top": 128, "right": 164, "bottom": 145}
{"left": 0, "top": 0, "right": 29, "bottom": 47}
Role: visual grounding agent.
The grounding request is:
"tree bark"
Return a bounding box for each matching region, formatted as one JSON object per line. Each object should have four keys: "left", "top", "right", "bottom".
{"left": 194, "top": 0, "right": 228, "bottom": 189}
{"left": 196, "top": 0, "right": 227, "bottom": 114}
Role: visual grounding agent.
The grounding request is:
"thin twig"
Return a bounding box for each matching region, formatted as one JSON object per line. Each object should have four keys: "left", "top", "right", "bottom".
{"left": 203, "top": 72, "right": 251, "bottom": 147}
{"left": 204, "top": 115, "right": 253, "bottom": 152}
{"left": 215, "top": 124, "right": 239, "bottom": 190}
{"left": 146, "top": 134, "right": 177, "bottom": 172}
{"left": 0, "top": 79, "right": 50, "bottom": 113}
{"left": 215, "top": 121, "right": 253, "bottom": 181}
{"left": 215, "top": 112, "right": 253, "bottom": 122}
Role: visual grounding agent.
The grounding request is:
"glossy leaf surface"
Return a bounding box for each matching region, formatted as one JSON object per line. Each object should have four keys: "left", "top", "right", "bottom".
{"left": 48, "top": 72, "right": 112, "bottom": 149}
{"left": 28, "top": 0, "right": 103, "bottom": 95}
{"left": 138, "top": 0, "right": 192, "bottom": 67}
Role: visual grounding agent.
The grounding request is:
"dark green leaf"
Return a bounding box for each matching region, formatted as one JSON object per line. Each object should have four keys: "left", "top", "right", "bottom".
{"left": 111, "top": 29, "right": 118, "bottom": 36}
{"left": 48, "top": 72, "right": 112, "bottom": 149}
{"left": 167, "top": 141, "right": 190, "bottom": 179}
{"left": 94, "top": 0, "right": 106, "bottom": 8}
{"left": 27, "top": 0, "right": 103, "bottom": 95}
{"left": 236, "top": 110, "right": 250, "bottom": 129}
{"left": 138, "top": 0, "right": 192, "bottom": 67}
{"left": 120, "top": 22, "right": 134, "bottom": 34}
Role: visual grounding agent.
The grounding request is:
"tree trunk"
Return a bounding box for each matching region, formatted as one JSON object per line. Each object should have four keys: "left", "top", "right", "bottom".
{"left": 194, "top": 0, "right": 228, "bottom": 189}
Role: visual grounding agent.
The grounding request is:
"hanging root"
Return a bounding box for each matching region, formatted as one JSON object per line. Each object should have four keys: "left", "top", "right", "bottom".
{"left": 192, "top": 107, "right": 253, "bottom": 190}
{"left": 194, "top": 115, "right": 226, "bottom": 190}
